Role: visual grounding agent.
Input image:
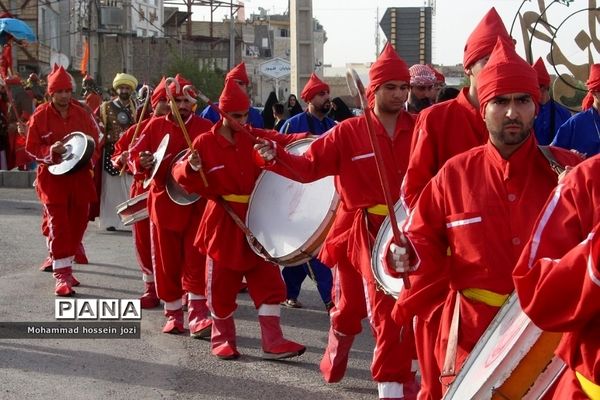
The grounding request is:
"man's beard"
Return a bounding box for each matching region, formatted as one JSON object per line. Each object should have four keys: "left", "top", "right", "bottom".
{"left": 409, "top": 95, "right": 432, "bottom": 113}
{"left": 118, "top": 91, "right": 131, "bottom": 102}
{"left": 317, "top": 101, "right": 331, "bottom": 114}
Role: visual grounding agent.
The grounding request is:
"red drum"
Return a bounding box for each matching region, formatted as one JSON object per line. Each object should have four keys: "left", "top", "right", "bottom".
{"left": 370, "top": 200, "right": 407, "bottom": 299}
{"left": 115, "top": 192, "right": 149, "bottom": 226}
{"left": 246, "top": 138, "right": 339, "bottom": 265}
{"left": 443, "top": 293, "right": 563, "bottom": 400}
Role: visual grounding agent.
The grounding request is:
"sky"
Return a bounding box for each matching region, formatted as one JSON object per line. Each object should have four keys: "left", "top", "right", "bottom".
{"left": 187, "top": 0, "right": 598, "bottom": 71}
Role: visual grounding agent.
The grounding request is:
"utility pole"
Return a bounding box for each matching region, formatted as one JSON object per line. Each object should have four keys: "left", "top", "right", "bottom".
{"left": 124, "top": 0, "right": 133, "bottom": 73}
{"left": 229, "top": 0, "right": 234, "bottom": 69}
{"left": 375, "top": 6, "right": 380, "bottom": 58}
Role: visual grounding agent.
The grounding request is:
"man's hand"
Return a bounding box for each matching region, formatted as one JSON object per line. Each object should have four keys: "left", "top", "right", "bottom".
{"left": 119, "top": 150, "right": 129, "bottom": 166}
{"left": 50, "top": 141, "right": 67, "bottom": 155}
{"left": 253, "top": 138, "right": 276, "bottom": 162}
{"left": 385, "top": 234, "right": 416, "bottom": 277}
{"left": 187, "top": 150, "right": 202, "bottom": 172}
{"left": 558, "top": 165, "right": 573, "bottom": 183}
{"left": 139, "top": 151, "right": 155, "bottom": 170}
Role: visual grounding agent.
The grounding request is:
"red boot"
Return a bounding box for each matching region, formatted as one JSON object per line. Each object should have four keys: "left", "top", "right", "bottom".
{"left": 258, "top": 305, "right": 305, "bottom": 360}
{"left": 39, "top": 256, "right": 53, "bottom": 272}
{"left": 162, "top": 308, "right": 184, "bottom": 334}
{"left": 70, "top": 273, "right": 80, "bottom": 287}
{"left": 188, "top": 297, "right": 212, "bottom": 339}
{"left": 53, "top": 267, "right": 74, "bottom": 297}
{"left": 74, "top": 243, "right": 88, "bottom": 264}
{"left": 140, "top": 282, "right": 160, "bottom": 309}
{"left": 320, "top": 327, "right": 355, "bottom": 383}
{"left": 211, "top": 315, "right": 239, "bottom": 360}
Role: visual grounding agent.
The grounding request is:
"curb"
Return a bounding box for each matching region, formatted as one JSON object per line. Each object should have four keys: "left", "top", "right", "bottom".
{"left": 0, "top": 171, "right": 36, "bottom": 188}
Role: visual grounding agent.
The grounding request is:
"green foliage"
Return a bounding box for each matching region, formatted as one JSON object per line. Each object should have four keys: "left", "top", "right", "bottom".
{"left": 165, "top": 52, "right": 225, "bottom": 104}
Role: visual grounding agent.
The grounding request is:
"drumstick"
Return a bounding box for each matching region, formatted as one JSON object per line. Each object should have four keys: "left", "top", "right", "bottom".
{"left": 164, "top": 77, "right": 208, "bottom": 187}
{"left": 192, "top": 89, "right": 304, "bottom": 182}
{"left": 119, "top": 84, "right": 151, "bottom": 176}
{"left": 346, "top": 68, "right": 411, "bottom": 289}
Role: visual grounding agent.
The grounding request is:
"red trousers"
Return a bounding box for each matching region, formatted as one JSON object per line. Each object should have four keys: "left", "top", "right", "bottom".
{"left": 44, "top": 200, "right": 89, "bottom": 263}
{"left": 415, "top": 305, "right": 443, "bottom": 400}
{"left": 132, "top": 216, "right": 152, "bottom": 277}
{"left": 150, "top": 216, "right": 205, "bottom": 303}
{"left": 206, "top": 257, "right": 286, "bottom": 318}
{"left": 330, "top": 254, "right": 367, "bottom": 335}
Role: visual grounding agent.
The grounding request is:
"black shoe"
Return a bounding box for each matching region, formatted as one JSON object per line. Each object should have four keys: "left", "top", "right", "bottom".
{"left": 106, "top": 226, "right": 116, "bottom": 232}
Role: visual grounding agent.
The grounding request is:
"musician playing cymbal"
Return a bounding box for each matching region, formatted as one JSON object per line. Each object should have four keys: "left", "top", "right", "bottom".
{"left": 389, "top": 38, "right": 582, "bottom": 395}
{"left": 24, "top": 65, "right": 100, "bottom": 297}
{"left": 129, "top": 74, "right": 213, "bottom": 336}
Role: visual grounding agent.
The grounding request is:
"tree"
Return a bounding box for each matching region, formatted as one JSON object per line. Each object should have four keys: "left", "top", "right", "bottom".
{"left": 165, "top": 52, "right": 225, "bottom": 106}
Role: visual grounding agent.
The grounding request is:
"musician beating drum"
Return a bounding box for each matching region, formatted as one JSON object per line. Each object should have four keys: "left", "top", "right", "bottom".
{"left": 24, "top": 65, "right": 100, "bottom": 297}
{"left": 255, "top": 43, "right": 419, "bottom": 400}
{"left": 514, "top": 132, "right": 600, "bottom": 398}
{"left": 172, "top": 78, "right": 308, "bottom": 361}
{"left": 388, "top": 37, "right": 582, "bottom": 396}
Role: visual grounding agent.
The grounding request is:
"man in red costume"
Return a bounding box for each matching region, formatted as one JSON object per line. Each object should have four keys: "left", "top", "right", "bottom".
{"left": 256, "top": 43, "right": 418, "bottom": 400}
{"left": 514, "top": 156, "right": 600, "bottom": 399}
{"left": 173, "top": 79, "right": 307, "bottom": 361}
{"left": 130, "top": 74, "right": 213, "bottom": 336}
{"left": 111, "top": 77, "right": 169, "bottom": 309}
{"left": 25, "top": 65, "right": 100, "bottom": 296}
{"left": 390, "top": 38, "right": 582, "bottom": 395}
{"left": 396, "top": 8, "right": 514, "bottom": 399}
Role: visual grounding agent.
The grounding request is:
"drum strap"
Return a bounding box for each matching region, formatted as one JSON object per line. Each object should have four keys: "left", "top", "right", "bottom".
{"left": 576, "top": 371, "right": 600, "bottom": 400}
{"left": 440, "top": 292, "right": 461, "bottom": 387}
{"left": 215, "top": 197, "right": 275, "bottom": 262}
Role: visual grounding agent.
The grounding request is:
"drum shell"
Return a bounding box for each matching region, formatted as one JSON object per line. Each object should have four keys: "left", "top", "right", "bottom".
{"left": 370, "top": 200, "right": 407, "bottom": 299}
{"left": 165, "top": 149, "right": 201, "bottom": 206}
{"left": 443, "top": 293, "right": 563, "bottom": 400}
{"left": 116, "top": 192, "right": 149, "bottom": 226}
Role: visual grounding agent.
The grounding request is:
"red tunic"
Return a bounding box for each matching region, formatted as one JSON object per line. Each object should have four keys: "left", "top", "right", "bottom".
{"left": 25, "top": 100, "right": 99, "bottom": 204}
{"left": 402, "top": 87, "right": 488, "bottom": 209}
{"left": 130, "top": 113, "right": 213, "bottom": 231}
{"left": 172, "top": 122, "right": 307, "bottom": 270}
{"left": 514, "top": 155, "right": 600, "bottom": 394}
{"left": 403, "top": 134, "right": 582, "bottom": 373}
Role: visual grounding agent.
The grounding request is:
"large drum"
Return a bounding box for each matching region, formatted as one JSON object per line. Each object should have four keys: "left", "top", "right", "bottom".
{"left": 443, "top": 293, "right": 563, "bottom": 399}
{"left": 371, "top": 200, "right": 407, "bottom": 299}
{"left": 246, "top": 138, "right": 339, "bottom": 265}
{"left": 115, "top": 192, "right": 149, "bottom": 226}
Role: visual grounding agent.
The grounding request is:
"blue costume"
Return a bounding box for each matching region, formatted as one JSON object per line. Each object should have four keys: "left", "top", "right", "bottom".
{"left": 551, "top": 107, "right": 600, "bottom": 158}
{"left": 279, "top": 111, "right": 336, "bottom": 308}
{"left": 533, "top": 99, "right": 572, "bottom": 145}
{"left": 197, "top": 104, "right": 264, "bottom": 128}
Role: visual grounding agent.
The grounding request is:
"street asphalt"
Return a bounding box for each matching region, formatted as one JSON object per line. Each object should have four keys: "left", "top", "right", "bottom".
{"left": 0, "top": 187, "right": 377, "bottom": 400}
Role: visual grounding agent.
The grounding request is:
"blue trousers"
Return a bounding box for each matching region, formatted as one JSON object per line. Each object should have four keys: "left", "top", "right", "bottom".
{"left": 282, "top": 257, "right": 333, "bottom": 304}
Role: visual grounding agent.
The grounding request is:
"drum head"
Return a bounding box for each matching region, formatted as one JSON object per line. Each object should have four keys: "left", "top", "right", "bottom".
{"left": 371, "top": 201, "right": 407, "bottom": 299}
{"left": 246, "top": 138, "right": 339, "bottom": 264}
{"left": 143, "top": 133, "right": 170, "bottom": 189}
{"left": 166, "top": 149, "right": 201, "bottom": 205}
{"left": 48, "top": 132, "right": 95, "bottom": 175}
